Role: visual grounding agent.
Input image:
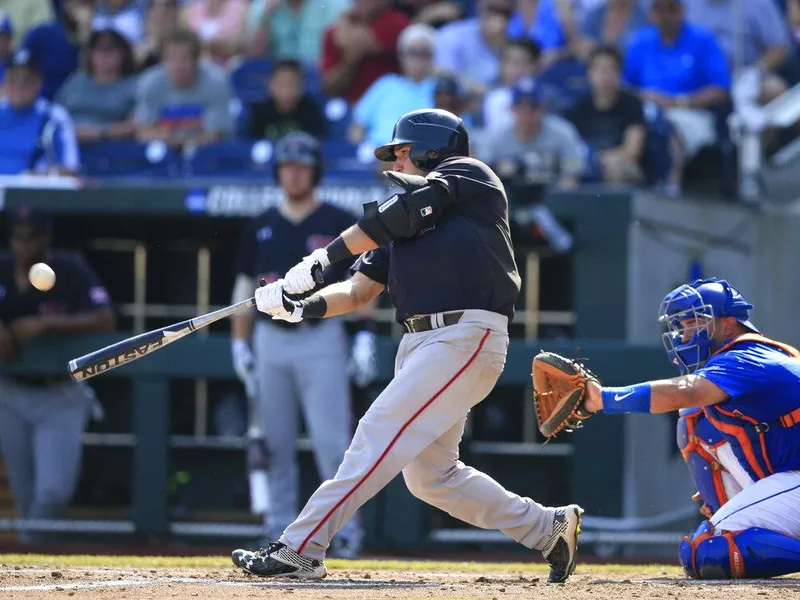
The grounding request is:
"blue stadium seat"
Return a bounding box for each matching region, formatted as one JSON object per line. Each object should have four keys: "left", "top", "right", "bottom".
{"left": 538, "top": 57, "right": 590, "bottom": 115}
{"left": 321, "top": 140, "right": 375, "bottom": 181}
{"left": 303, "top": 63, "right": 324, "bottom": 98}
{"left": 185, "top": 140, "right": 274, "bottom": 179}
{"left": 231, "top": 57, "right": 273, "bottom": 103}
{"left": 79, "top": 141, "right": 181, "bottom": 177}
{"left": 323, "top": 98, "right": 353, "bottom": 141}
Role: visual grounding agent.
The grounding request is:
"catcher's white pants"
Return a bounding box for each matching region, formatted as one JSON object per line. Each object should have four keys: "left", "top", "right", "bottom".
{"left": 279, "top": 310, "right": 557, "bottom": 559}
{"left": 711, "top": 441, "right": 800, "bottom": 536}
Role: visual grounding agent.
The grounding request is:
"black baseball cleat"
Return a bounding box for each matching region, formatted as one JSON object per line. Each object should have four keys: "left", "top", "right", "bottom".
{"left": 231, "top": 542, "right": 327, "bottom": 579}
{"left": 541, "top": 504, "right": 584, "bottom": 583}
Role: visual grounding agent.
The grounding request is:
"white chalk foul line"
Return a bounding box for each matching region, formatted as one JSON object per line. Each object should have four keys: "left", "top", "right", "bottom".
{"left": 2, "top": 579, "right": 152, "bottom": 591}
{"left": 1, "top": 577, "right": 441, "bottom": 592}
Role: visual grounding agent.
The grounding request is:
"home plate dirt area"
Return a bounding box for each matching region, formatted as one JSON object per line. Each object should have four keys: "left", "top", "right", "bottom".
{"left": 0, "top": 556, "right": 797, "bottom": 600}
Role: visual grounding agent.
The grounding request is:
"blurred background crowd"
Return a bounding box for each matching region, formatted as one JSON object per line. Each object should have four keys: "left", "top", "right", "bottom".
{"left": 1, "top": 0, "right": 798, "bottom": 205}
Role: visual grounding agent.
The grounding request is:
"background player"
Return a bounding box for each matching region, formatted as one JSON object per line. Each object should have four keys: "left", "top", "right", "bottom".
{"left": 230, "top": 131, "right": 370, "bottom": 558}
{"left": 231, "top": 108, "right": 583, "bottom": 584}
{"left": 0, "top": 205, "right": 115, "bottom": 544}
{"left": 582, "top": 277, "right": 800, "bottom": 579}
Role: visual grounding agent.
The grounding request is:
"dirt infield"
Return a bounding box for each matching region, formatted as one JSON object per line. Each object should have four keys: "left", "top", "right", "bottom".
{"left": 0, "top": 557, "right": 797, "bottom": 600}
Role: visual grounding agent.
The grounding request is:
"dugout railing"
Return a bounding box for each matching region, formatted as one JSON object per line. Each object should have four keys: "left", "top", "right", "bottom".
{"left": 0, "top": 182, "right": 690, "bottom": 553}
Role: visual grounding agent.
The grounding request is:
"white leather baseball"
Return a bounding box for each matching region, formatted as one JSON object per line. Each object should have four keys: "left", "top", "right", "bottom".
{"left": 29, "top": 262, "right": 55, "bottom": 291}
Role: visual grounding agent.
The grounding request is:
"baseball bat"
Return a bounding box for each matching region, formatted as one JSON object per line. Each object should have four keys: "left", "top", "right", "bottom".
{"left": 67, "top": 263, "right": 325, "bottom": 382}
{"left": 67, "top": 297, "right": 256, "bottom": 382}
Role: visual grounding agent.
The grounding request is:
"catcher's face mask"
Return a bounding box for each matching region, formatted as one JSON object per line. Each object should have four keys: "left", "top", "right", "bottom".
{"left": 658, "top": 284, "right": 716, "bottom": 375}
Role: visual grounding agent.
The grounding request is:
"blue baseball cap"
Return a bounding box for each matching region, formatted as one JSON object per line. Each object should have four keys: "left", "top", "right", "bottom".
{"left": 511, "top": 76, "right": 543, "bottom": 107}
{"left": 5, "top": 49, "right": 41, "bottom": 75}
{"left": 0, "top": 12, "right": 12, "bottom": 35}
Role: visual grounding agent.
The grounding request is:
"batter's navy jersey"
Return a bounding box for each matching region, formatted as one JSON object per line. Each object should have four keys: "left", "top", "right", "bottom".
{"left": 697, "top": 336, "right": 800, "bottom": 479}
{"left": 0, "top": 251, "right": 112, "bottom": 322}
{"left": 235, "top": 203, "right": 358, "bottom": 321}
{"left": 352, "top": 157, "right": 521, "bottom": 323}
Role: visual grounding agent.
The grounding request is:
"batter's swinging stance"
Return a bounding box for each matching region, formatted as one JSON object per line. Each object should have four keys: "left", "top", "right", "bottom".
{"left": 231, "top": 109, "right": 583, "bottom": 583}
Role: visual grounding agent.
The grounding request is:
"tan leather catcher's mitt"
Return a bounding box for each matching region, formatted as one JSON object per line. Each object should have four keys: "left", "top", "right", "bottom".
{"left": 532, "top": 351, "right": 599, "bottom": 438}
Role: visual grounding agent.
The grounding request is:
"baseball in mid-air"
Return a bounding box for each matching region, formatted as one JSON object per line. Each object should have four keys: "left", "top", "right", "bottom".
{"left": 29, "top": 262, "right": 55, "bottom": 292}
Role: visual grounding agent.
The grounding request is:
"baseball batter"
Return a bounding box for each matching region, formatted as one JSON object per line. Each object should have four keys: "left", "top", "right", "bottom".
{"left": 231, "top": 108, "right": 583, "bottom": 583}
{"left": 0, "top": 205, "right": 115, "bottom": 543}
{"left": 230, "top": 132, "right": 369, "bottom": 557}
{"left": 581, "top": 278, "right": 800, "bottom": 579}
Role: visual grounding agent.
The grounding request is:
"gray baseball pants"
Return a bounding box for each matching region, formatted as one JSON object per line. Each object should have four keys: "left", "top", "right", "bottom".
{"left": 0, "top": 377, "right": 94, "bottom": 542}
{"left": 279, "top": 309, "right": 557, "bottom": 559}
{"left": 252, "top": 318, "right": 362, "bottom": 545}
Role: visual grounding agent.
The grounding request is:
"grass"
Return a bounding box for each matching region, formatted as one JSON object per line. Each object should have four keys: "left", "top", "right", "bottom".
{"left": 0, "top": 553, "right": 685, "bottom": 576}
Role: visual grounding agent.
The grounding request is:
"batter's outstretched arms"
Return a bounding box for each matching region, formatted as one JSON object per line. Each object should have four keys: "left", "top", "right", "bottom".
{"left": 282, "top": 170, "right": 454, "bottom": 295}
{"left": 254, "top": 271, "right": 385, "bottom": 323}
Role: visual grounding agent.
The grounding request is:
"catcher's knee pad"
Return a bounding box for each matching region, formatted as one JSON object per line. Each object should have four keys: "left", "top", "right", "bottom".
{"left": 680, "top": 524, "right": 800, "bottom": 579}
{"left": 677, "top": 408, "right": 729, "bottom": 514}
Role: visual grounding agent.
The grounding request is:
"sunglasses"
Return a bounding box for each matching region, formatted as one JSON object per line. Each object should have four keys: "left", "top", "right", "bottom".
{"left": 403, "top": 48, "right": 433, "bottom": 58}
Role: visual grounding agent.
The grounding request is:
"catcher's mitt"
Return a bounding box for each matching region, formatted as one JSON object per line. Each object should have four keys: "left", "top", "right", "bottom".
{"left": 532, "top": 351, "right": 600, "bottom": 438}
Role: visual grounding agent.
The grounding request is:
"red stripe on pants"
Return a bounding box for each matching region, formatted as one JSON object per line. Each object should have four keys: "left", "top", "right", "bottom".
{"left": 298, "top": 328, "right": 492, "bottom": 554}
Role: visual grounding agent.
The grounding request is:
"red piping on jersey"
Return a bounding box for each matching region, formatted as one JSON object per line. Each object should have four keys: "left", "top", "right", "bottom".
{"left": 297, "top": 328, "right": 493, "bottom": 555}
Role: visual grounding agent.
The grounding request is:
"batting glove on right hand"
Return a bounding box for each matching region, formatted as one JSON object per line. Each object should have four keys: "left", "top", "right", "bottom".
{"left": 255, "top": 279, "right": 303, "bottom": 323}
{"left": 283, "top": 248, "right": 329, "bottom": 294}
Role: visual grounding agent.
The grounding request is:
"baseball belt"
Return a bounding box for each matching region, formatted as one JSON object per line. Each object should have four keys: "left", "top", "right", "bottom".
{"left": 403, "top": 311, "right": 464, "bottom": 334}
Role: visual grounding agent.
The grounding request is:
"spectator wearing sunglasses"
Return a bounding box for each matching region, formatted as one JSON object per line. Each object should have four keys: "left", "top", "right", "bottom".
{"left": 348, "top": 23, "right": 437, "bottom": 148}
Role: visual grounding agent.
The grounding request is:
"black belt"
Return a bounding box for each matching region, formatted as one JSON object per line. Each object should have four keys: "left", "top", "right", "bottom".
{"left": 403, "top": 311, "right": 464, "bottom": 333}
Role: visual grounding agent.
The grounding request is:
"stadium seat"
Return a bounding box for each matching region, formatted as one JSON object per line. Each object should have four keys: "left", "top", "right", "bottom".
{"left": 324, "top": 98, "right": 353, "bottom": 141}
{"left": 185, "top": 139, "right": 274, "bottom": 179}
{"left": 303, "top": 63, "right": 324, "bottom": 98}
{"left": 231, "top": 57, "right": 272, "bottom": 103}
{"left": 321, "top": 140, "right": 375, "bottom": 181}
{"left": 538, "top": 57, "right": 590, "bottom": 115}
{"left": 79, "top": 140, "right": 182, "bottom": 177}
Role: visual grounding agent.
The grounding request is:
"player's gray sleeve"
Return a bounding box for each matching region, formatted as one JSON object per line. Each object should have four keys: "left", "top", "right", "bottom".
{"left": 134, "top": 67, "right": 163, "bottom": 126}
{"left": 203, "top": 66, "right": 234, "bottom": 135}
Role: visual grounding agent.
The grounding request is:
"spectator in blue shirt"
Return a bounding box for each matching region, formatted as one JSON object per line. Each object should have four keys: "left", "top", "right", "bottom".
{"left": 434, "top": 0, "right": 512, "bottom": 94}
{"left": 0, "top": 13, "right": 13, "bottom": 88}
{"left": 348, "top": 23, "right": 437, "bottom": 149}
{"left": 624, "top": 0, "right": 730, "bottom": 193}
{"left": 0, "top": 51, "right": 80, "bottom": 175}
{"left": 19, "top": 0, "right": 89, "bottom": 100}
{"left": 507, "top": 0, "right": 573, "bottom": 66}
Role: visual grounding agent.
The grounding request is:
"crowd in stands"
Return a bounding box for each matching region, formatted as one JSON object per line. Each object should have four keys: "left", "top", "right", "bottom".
{"left": 0, "top": 0, "right": 798, "bottom": 203}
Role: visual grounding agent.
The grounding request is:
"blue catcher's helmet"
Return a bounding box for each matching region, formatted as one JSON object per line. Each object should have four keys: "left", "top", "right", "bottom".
{"left": 658, "top": 277, "right": 759, "bottom": 374}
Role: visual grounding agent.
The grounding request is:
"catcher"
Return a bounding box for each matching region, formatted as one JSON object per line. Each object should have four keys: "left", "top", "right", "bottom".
{"left": 533, "top": 277, "right": 800, "bottom": 580}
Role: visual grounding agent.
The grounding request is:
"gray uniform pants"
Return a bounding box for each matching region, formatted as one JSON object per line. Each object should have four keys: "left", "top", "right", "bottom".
{"left": 252, "top": 318, "right": 361, "bottom": 544}
{"left": 280, "top": 310, "right": 556, "bottom": 559}
{"left": 0, "top": 377, "right": 94, "bottom": 541}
